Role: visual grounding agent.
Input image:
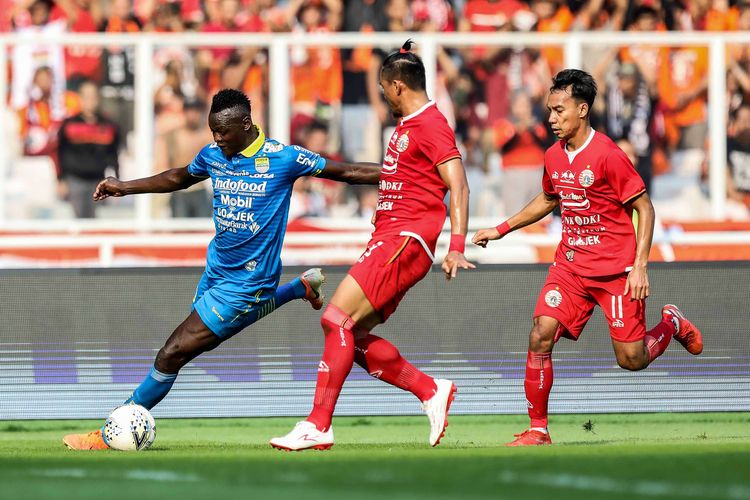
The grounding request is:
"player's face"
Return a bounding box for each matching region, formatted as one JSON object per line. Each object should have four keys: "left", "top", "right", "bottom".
{"left": 546, "top": 88, "right": 588, "bottom": 141}
{"left": 208, "top": 110, "right": 252, "bottom": 157}
{"left": 379, "top": 75, "right": 402, "bottom": 118}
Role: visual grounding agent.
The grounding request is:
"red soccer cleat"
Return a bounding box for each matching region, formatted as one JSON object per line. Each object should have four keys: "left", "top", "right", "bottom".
{"left": 505, "top": 429, "right": 552, "bottom": 447}
{"left": 662, "top": 304, "right": 703, "bottom": 355}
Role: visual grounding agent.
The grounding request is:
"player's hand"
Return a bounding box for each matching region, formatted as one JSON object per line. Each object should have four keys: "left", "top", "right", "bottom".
{"left": 471, "top": 227, "right": 502, "bottom": 248}
{"left": 93, "top": 177, "right": 127, "bottom": 201}
{"left": 624, "top": 265, "right": 649, "bottom": 301}
{"left": 442, "top": 251, "right": 476, "bottom": 280}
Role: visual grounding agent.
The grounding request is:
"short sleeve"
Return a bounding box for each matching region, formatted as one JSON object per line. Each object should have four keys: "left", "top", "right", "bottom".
{"left": 287, "top": 146, "right": 327, "bottom": 178}
{"left": 187, "top": 146, "right": 211, "bottom": 177}
{"left": 542, "top": 166, "right": 555, "bottom": 196}
{"left": 418, "top": 120, "right": 461, "bottom": 166}
{"left": 605, "top": 148, "right": 646, "bottom": 203}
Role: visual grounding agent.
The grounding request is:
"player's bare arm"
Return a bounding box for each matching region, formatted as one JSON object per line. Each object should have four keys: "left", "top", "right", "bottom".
{"left": 318, "top": 159, "right": 382, "bottom": 185}
{"left": 472, "top": 192, "right": 559, "bottom": 248}
{"left": 93, "top": 166, "right": 204, "bottom": 201}
{"left": 437, "top": 157, "right": 475, "bottom": 280}
{"left": 624, "top": 191, "right": 655, "bottom": 301}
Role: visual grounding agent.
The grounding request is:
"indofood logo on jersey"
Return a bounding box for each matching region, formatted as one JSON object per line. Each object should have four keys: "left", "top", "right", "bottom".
{"left": 557, "top": 187, "right": 590, "bottom": 211}
{"left": 214, "top": 179, "right": 267, "bottom": 194}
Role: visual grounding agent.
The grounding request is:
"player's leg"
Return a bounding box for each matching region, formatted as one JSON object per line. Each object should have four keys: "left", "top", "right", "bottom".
{"left": 506, "top": 315, "right": 558, "bottom": 447}
{"left": 269, "top": 275, "right": 374, "bottom": 451}
{"left": 507, "top": 268, "right": 594, "bottom": 447}
{"left": 62, "top": 310, "right": 220, "bottom": 450}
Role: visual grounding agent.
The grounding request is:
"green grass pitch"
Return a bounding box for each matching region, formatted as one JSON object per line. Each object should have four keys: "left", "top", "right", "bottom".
{"left": 1, "top": 413, "right": 749, "bottom": 500}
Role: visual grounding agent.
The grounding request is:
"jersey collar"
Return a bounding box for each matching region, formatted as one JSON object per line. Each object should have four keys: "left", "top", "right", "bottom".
{"left": 400, "top": 100, "right": 435, "bottom": 125}
{"left": 238, "top": 126, "right": 265, "bottom": 158}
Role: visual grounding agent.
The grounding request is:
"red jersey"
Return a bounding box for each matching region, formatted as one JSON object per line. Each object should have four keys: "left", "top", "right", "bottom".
{"left": 542, "top": 130, "right": 646, "bottom": 277}
{"left": 374, "top": 102, "right": 461, "bottom": 257}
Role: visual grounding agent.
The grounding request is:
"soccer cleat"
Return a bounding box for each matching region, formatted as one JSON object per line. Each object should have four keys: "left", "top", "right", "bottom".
{"left": 421, "top": 378, "right": 457, "bottom": 447}
{"left": 269, "top": 421, "right": 334, "bottom": 451}
{"left": 662, "top": 304, "right": 703, "bottom": 355}
{"left": 62, "top": 429, "right": 109, "bottom": 451}
{"left": 300, "top": 268, "right": 326, "bottom": 310}
{"left": 505, "top": 429, "right": 552, "bottom": 447}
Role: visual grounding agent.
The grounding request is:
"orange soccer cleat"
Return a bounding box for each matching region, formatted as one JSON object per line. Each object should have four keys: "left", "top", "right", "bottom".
{"left": 662, "top": 304, "right": 703, "bottom": 355}
{"left": 62, "top": 429, "right": 109, "bottom": 451}
{"left": 505, "top": 429, "right": 552, "bottom": 447}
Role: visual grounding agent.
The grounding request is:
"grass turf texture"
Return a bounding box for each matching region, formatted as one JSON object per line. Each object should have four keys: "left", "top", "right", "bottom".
{"left": 1, "top": 413, "right": 749, "bottom": 500}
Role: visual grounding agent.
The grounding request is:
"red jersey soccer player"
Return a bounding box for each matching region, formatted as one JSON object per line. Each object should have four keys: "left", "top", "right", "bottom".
{"left": 271, "top": 41, "right": 474, "bottom": 451}
{"left": 473, "top": 69, "right": 704, "bottom": 446}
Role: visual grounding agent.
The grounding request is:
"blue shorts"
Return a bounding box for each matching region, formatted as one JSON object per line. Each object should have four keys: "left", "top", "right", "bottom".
{"left": 192, "top": 272, "right": 275, "bottom": 340}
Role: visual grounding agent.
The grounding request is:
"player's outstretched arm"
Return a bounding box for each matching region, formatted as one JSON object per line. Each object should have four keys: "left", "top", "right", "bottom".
{"left": 317, "top": 159, "right": 382, "bottom": 185}
{"left": 437, "top": 157, "right": 476, "bottom": 280}
{"left": 93, "top": 167, "right": 204, "bottom": 201}
{"left": 624, "top": 191, "right": 655, "bottom": 301}
{"left": 472, "top": 192, "right": 558, "bottom": 247}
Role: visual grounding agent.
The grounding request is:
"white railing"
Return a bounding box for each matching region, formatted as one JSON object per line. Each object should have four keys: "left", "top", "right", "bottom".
{"left": 2, "top": 31, "right": 749, "bottom": 230}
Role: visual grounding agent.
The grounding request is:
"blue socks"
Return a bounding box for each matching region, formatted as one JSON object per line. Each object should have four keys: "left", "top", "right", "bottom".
{"left": 276, "top": 278, "right": 307, "bottom": 306}
{"left": 125, "top": 367, "right": 177, "bottom": 410}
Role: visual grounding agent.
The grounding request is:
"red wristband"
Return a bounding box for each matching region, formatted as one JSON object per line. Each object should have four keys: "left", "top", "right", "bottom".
{"left": 495, "top": 221, "right": 511, "bottom": 237}
{"left": 449, "top": 234, "right": 465, "bottom": 253}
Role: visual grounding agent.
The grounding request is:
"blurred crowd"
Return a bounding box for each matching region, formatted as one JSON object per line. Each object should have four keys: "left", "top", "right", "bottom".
{"left": 4, "top": 0, "right": 750, "bottom": 219}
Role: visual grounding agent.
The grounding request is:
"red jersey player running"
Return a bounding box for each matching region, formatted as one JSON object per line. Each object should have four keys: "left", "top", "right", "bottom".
{"left": 270, "top": 40, "right": 474, "bottom": 451}
{"left": 473, "top": 69, "right": 704, "bottom": 446}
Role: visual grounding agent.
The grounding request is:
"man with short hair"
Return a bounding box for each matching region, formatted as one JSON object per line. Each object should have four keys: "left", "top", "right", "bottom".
{"left": 271, "top": 41, "right": 474, "bottom": 451}
{"left": 473, "top": 69, "right": 703, "bottom": 446}
{"left": 62, "top": 88, "right": 382, "bottom": 450}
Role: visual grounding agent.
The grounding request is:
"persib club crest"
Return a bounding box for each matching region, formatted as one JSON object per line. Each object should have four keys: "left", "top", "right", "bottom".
{"left": 579, "top": 168, "right": 594, "bottom": 187}
{"left": 545, "top": 289, "right": 563, "bottom": 308}
{"left": 396, "top": 132, "right": 410, "bottom": 152}
{"left": 255, "top": 157, "right": 270, "bottom": 174}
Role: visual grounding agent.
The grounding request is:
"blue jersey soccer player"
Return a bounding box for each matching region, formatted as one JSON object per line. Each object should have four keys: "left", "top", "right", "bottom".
{"left": 63, "top": 89, "right": 381, "bottom": 450}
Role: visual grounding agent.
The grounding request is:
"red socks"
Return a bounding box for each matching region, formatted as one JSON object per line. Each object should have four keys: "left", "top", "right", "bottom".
{"left": 307, "top": 304, "right": 355, "bottom": 432}
{"left": 645, "top": 319, "right": 674, "bottom": 362}
{"left": 524, "top": 351, "right": 553, "bottom": 428}
{"left": 353, "top": 333, "right": 437, "bottom": 402}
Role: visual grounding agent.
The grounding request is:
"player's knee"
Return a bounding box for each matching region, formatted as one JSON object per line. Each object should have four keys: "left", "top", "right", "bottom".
{"left": 617, "top": 354, "right": 648, "bottom": 371}
{"left": 529, "top": 322, "right": 555, "bottom": 352}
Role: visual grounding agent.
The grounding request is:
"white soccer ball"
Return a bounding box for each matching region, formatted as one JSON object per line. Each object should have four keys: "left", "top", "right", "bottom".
{"left": 102, "top": 404, "right": 156, "bottom": 451}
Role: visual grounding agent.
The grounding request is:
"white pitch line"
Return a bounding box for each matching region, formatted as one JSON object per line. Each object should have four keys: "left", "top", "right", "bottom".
{"left": 31, "top": 468, "right": 201, "bottom": 483}
{"left": 498, "top": 471, "right": 750, "bottom": 499}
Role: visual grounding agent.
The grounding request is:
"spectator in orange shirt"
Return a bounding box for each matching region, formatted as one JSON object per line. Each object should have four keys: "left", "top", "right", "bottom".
{"left": 288, "top": 0, "right": 343, "bottom": 143}
{"left": 493, "top": 90, "right": 552, "bottom": 214}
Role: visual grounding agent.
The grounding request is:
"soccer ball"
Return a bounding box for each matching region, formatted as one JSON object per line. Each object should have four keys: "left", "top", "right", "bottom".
{"left": 102, "top": 404, "right": 156, "bottom": 451}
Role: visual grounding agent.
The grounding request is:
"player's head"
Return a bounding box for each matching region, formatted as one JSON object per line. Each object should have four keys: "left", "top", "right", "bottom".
{"left": 547, "top": 69, "right": 597, "bottom": 140}
{"left": 379, "top": 39, "right": 426, "bottom": 118}
{"left": 208, "top": 88, "right": 254, "bottom": 157}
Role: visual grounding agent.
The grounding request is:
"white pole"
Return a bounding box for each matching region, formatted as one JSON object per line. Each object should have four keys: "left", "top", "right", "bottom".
{"left": 420, "top": 35, "right": 437, "bottom": 101}
{"left": 708, "top": 38, "right": 727, "bottom": 220}
{"left": 133, "top": 39, "right": 155, "bottom": 228}
{"left": 563, "top": 33, "right": 583, "bottom": 71}
{"left": 269, "top": 38, "right": 290, "bottom": 144}
{"left": 0, "top": 41, "right": 7, "bottom": 223}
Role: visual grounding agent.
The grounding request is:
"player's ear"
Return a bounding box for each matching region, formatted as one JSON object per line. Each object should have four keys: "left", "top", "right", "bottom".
{"left": 242, "top": 115, "right": 252, "bottom": 131}
{"left": 579, "top": 102, "right": 588, "bottom": 119}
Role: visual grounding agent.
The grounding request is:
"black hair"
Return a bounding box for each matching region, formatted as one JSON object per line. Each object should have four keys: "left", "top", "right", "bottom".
{"left": 380, "top": 39, "right": 426, "bottom": 91}
{"left": 210, "top": 88, "right": 251, "bottom": 115}
{"left": 550, "top": 69, "right": 597, "bottom": 113}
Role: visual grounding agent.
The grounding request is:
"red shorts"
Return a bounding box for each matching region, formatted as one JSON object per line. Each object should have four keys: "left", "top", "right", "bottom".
{"left": 349, "top": 234, "right": 433, "bottom": 322}
{"left": 533, "top": 265, "right": 646, "bottom": 343}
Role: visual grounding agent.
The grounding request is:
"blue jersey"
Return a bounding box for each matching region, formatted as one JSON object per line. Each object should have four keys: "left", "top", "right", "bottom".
{"left": 187, "top": 127, "right": 326, "bottom": 292}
